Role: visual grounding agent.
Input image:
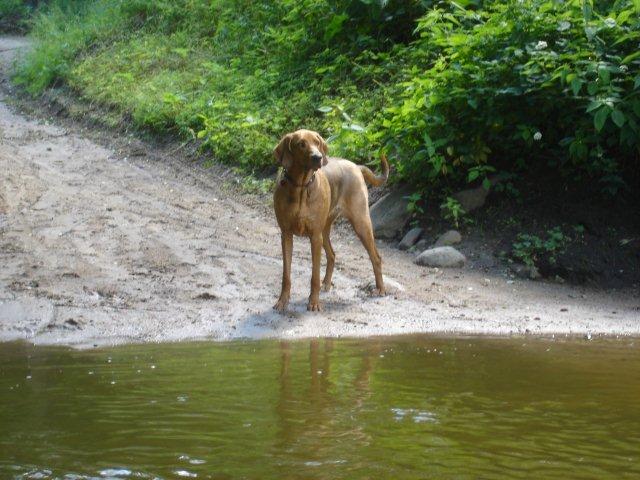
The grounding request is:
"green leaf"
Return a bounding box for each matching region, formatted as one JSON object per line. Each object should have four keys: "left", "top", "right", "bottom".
{"left": 598, "top": 67, "right": 610, "bottom": 85}
{"left": 468, "top": 170, "right": 480, "bottom": 182}
{"left": 635, "top": 76, "right": 640, "bottom": 89}
{"left": 622, "top": 51, "right": 640, "bottom": 64}
{"left": 571, "top": 78, "right": 582, "bottom": 96}
{"left": 323, "top": 13, "right": 348, "bottom": 42}
{"left": 617, "top": 9, "right": 633, "bottom": 24}
{"left": 582, "top": 1, "right": 592, "bottom": 21}
{"left": 594, "top": 107, "right": 609, "bottom": 131}
{"left": 586, "top": 101, "right": 601, "bottom": 112}
{"left": 482, "top": 178, "right": 491, "bottom": 190}
{"left": 587, "top": 82, "right": 598, "bottom": 95}
{"left": 611, "top": 109, "right": 626, "bottom": 127}
{"left": 347, "top": 124, "right": 365, "bottom": 132}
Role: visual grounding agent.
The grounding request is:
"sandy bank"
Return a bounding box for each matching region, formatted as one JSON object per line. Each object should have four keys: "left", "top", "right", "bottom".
{"left": 1, "top": 36, "right": 638, "bottom": 347}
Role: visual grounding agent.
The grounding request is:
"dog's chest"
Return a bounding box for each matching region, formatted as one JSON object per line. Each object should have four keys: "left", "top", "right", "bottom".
{"left": 281, "top": 199, "right": 317, "bottom": 236}
{"left": 290, "top": 208, "right": 315, "bottom": 236}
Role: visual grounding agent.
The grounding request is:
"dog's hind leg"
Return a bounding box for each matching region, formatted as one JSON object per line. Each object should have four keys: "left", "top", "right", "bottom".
{"left": 347, "top": 210, "right": 385, "bottom": 296}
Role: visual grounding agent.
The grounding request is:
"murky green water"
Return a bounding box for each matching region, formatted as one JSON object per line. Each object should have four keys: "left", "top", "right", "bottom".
{"left": 1, "top": 336, "right": 639, "bottom": 479}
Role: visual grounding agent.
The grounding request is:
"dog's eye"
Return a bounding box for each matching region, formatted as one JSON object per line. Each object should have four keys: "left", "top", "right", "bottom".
{"left": 298, "top": 140, "right": 306, "bottom": 148}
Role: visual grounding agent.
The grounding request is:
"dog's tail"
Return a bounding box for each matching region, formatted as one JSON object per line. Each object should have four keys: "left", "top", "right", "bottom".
{"left": 359, "top": 153, "right": 389, "bottom": 187}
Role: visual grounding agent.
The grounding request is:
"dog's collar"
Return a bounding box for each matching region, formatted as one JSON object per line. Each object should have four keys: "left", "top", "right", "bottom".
{"left": 281, "top": 170, "right": 315, "bottom": 188}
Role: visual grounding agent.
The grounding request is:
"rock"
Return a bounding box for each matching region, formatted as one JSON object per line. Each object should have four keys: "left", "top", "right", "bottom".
{"left": 434, "top": 230, "right": 462, "bottom": 247}
{"left": 370, "top": 188, "right": 413, "bottom": 239}
{"left": 412, "top": 238, "right": 430, "bottom": 252}
{"left": 65, "top": 318, "right": 79, "bottom": 327}
{"left": 363, "top": 276, "right": 404, "bottom": 295}
{"left": 512, "top": 263, "right": 541, "bottom": 280}
{"left": 415, "top": 246, "right": 466, "bottom": 268}
{"left": 193, "top": 292, "right": 218, "bottom": 300}
{"left": 398, "top": 227, "right": 423, "bottom": 250}
{"left": 450, "top": 174, "right": 507, "bottom": 213}
{"left": 451, "top": 186, "right": 489, "bottom": 213}
{"left": 529, "top": 265, "right": 542, "bottom": 280}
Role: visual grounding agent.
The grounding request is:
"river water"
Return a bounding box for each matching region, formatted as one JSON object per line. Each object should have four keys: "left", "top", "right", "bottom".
{"left": 1, "top": 336, "right": 639, "bottom": 479}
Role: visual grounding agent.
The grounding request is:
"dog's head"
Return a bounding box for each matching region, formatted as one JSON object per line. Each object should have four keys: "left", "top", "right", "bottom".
{"left": 273, "top": 129, "right": 328, "bottom": 172}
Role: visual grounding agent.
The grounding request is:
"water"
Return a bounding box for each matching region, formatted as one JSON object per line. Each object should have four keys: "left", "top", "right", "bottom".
{"left": 1, "top": 336, "right": 639, "bottom": 479}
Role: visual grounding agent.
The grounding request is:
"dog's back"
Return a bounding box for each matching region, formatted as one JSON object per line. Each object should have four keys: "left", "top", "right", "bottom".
{"left": 322, "top": 155, "right": 389, "bottom": 213}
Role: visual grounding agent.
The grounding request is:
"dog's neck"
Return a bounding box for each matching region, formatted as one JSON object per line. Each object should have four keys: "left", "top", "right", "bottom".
{"left": 281, "top": 168, "right": 316, "bottom": 188}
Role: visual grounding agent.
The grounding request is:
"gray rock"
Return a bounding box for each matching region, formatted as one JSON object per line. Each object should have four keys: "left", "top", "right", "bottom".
{"left": 415, "top": 246, "right": 467, "bottom": 268}
{"left": 370, "top": 188, "right": 413, "bottom": 239}
{"left": 398, "top": 227, "right": 423, "bottom": 250}
{"left": 451, "top": 186, "right": 489, "bottom": 213}
{"left": 412, "top": 238, "right": 430, "bottom": 253}
{"left": 512, "top": 263, "right": 541, "bottom": 280}
{"left": 475, "top": 250, "right": 499, "bottom": 269}
{"left": 450, "top": 174, "right": 506, "bottom": 213}
{"left": 434, "top": 230, "right": 462, "bottom": 247}
{"left": 363, "top": 275, "right": 405, "bottom": 295}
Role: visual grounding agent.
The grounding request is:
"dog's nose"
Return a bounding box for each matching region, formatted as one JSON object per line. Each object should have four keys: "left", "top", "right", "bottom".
{"left": 311, "top": 153, "right": 323, "bottom": 163}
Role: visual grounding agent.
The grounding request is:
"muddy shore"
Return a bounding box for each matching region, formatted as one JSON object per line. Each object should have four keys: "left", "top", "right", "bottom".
{"left": 1, "top": 36, "right": 638, "bottom": 347}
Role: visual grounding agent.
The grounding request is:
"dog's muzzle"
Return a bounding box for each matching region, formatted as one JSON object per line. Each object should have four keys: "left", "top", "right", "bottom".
{"left": 311, "top": 152, "right": 323, "bottom": 169}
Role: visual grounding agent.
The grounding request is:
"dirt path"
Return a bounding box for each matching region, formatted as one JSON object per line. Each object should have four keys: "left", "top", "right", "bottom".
{"left": 1, "top": 37, "right": 638, "bottom": 346}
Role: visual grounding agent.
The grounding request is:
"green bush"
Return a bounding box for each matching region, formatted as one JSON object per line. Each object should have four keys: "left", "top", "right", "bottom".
{"left": 382, "top": 0, "right": 640, "bottom": 194}
{"left": 12, "top": 0, "right": 640, "bottom": 196}
{"left": 0, "top": 0, "right": 33, "bottom": 32}
{"left": 512, "top": 227, "right": 569, "bottom": 267}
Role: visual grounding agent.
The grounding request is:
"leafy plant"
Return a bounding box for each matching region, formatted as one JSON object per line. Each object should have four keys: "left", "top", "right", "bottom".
{"left": 512, "top": 227, "right": 570, "bottom": 267}
{"left": 405, "top": 191, "right": 425, "bottom": 227}
{"left": 381, "top": 0, "right": 640, "bottom": 195}
{"left": 440, "top": 197, "right": 466, "bottom": 228}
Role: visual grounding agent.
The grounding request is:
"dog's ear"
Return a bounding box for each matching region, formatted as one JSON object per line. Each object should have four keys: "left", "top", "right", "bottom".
{"left": 314, "top": 132, "right": 329, "bottom": 166}
{"left": 273, "top": 133, "right": 294, "bottom": 170}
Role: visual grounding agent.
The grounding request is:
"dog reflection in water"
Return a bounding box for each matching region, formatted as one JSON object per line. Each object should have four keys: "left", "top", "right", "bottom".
{"left": 274, "top": 340, "right": 382, "bottom": 450}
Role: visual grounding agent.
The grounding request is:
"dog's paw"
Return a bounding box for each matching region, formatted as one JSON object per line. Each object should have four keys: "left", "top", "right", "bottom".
{"left": 273, "top": 297, "right": 289, "bottom": 313}
{"left": 371, "top": 287, "right": 386, "bottom": 297}
{"left": 321, "top": 281, "right": 332, "bottom": 292}
{"left": 307, "top": 300, "right": 322, "bottom": 312}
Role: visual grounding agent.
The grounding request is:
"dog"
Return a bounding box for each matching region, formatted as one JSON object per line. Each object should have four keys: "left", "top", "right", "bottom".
{"left": 272, "top": 129, "right": 389, "bottom": 312}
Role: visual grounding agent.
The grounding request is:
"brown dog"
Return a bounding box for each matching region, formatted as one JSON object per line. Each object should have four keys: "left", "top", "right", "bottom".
{"left": 272, "top": 129, "right": 389, "bottom": 312}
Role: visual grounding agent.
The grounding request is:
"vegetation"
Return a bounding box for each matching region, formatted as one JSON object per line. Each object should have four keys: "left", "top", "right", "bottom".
{"left": 511, "top": 224, "right": 585, "bottom": 268}
{"left": 9, "top": 0, "right": 640, "bottom": 199}
{"left": 512, "top": 226, "right": 570, "bottom": 267}
{"left": 440, "top": 196, "right": 467, "bottom": 228}
{"left": 0, "top": 0, "right": 34, "bottom": 32}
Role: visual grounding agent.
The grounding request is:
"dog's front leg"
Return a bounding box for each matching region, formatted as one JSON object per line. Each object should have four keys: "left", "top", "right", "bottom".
{"left": 307, "top": 232, "right": 323, "bottom": 311}
{"left": 274, "top": 232, "right": 293, "bottom": 312}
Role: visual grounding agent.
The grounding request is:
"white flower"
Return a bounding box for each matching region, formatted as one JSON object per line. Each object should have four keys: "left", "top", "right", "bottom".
{"left": 604, "top": 18, "right": 616, "bottom": 28}
{"left": 536, "top": 41, "right": 548, "bottom": 50}
{"left": 619, "top": 65, "right": 628, "bottom": 73}
{"left": 533, "top": 132, "right": 542, "bottom": 141}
